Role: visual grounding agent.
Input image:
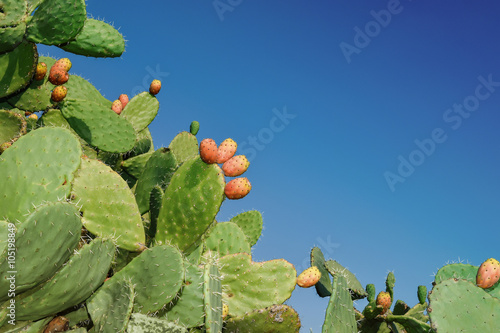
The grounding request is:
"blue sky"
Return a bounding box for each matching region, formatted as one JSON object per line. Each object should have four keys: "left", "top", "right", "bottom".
{"left": 40, "top": 1, "right": 500, "bottom": 331}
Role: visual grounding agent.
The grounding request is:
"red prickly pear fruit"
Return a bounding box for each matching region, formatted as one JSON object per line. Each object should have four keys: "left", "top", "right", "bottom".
{"left": 53, "top": 58, "right": 72, "bottom": 72}
{"left": 149, "top": 79, "right": 161, "bottom": 95}
{"left": 376, "top": 291, "right": 392, "bottom": 314}
{"left": 51, "top": 86, "right": 68, "bottom": 102}
{"left": 111, "top": 100, "right": 123, "bottom": 115}
{"left": 35, "top": 62, "right": 47, "bottom": 80}
{"left": 119, "top": 94, "right": 129, "bottom": 108}
{"left": 477, "top": 258, "right": 500, "bottom": 289}
{"left": 216, "top": 138, "right": 237, "bottom": 164}
{"left": 199, "top": 138, "right": 218, "bottom": 164}
{"left": 222, "top": 155, "right": 249, "bottom": 177}
{"left": 297, "top": 266, "right": 321, "bottom": 288}
{"left": 224, "top": 177, "right": 251, "bottom": 200}
{"left": 48, "top": 68, "right": 69, "bottom": 86}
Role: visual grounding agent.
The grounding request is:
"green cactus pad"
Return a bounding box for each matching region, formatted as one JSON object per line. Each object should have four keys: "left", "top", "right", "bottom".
{"left": 0, "top": 317, "right": 52, "bottom": 333}
{"left": 65, "top": 307, "right": 91, "bottom": 328}
{"left": 147, "top": 185, "right": 163, "bottom": 242}
{"left": 168, "top": 131, "right": 199, "bottom": 165}
{"left": 229, "top": 210, "right": 263, "bottom": 247}
{"left": 203, "top": 262, "right": 223, "bottom": 333}
{"left": 25, "top": 0, "right": 86, "bottom": 45}
{"left": 127, "top": 313, "right": 188, "bottom": 333}
{"left": 129, "top": 128, "right": 154, "bottom": 157}
{"left": 0, "top": 127, "right": 81, "bottom": 223}
{"left": 386, "top": 271, "right": 395, "bottom": 300}
{"left": 219, "top": 253, "right": 296, "bottom": 317}
{"left": 64, "top": 74, "right": 112, "bottom": 107}
{"left": 0, "top": 202, "right": 81, "bottom": 301}
{"left": 87, "top": 279, "right": 135, "bottom": 333}
{"left": 429, "top": 278, "right": 500, "bottom": 332}
{"left": 60, "top": 18, "right": 125, "bottom": 58}
{"left": 162, "top": 262, "right": 205, "bottom": 328}
{"left": 60, "top": 98, "right": 136, "bottom": 153}
{"left": 155, "top": 157, "right": 225, "bottom": 253}
{"left": 0, "top": 22, "right": 26, "bottom": 54}
{"left": 322, "top": 274, "right": 357, "bottom": 333}
{"left": 0, "top": 110, "right": 27, "bottom": 146}
{"left": 404, "top": 302, "right": 429, "bottom": 323}
{"left": 417, "top": 285, "right": 427, "bottom": 305}
{"left": 0, "top": 0, "right": 26, "bottom": 26}
{"left": 121, "top": 151, "right": 154, "bottom": 179}
{"left": 324, "top": 260, "right": 367, "bottom": 299}
{"left": 121, "top": 92, "right": 160, "bottom": 132}
{"left": 434, "top": 263, "right": 477, "bottom": 284}
{"left": 11, "top": 238, "right": 115, "bottom": 321}
{"left": 203, "top": 222, "right": 251, "bottom": 256}
{"left": 106, "top": 245, "right": 184, "bottom": 313}
{"left": 0, "top": 221, "right": 11, "bottom": 256}
{"left": 225, "top": 304, "right": 301, "bottom": 333}
{"left": 71, "top": 158, "right": 145, "bottom": 252}
{"left": 135, "top": 148, "right": 178, "bottom": 214}
{"left": 310, "top": 247, "right": 333, "bottom": 298}
{"left": 0, "top": 40, "right": 38, "bottom": 99}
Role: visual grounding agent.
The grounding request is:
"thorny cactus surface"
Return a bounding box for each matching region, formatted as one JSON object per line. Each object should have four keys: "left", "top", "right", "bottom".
{"left": 0, "top": 1, "right": 299, "bottom": 332}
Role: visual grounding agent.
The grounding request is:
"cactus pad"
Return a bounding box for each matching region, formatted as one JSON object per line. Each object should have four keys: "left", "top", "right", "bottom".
{"left": 434, "top": 263, "right": 477, "bottom": 284}
{"left": 0, "top": 110, "right": 27, "bottom": 147}
{"left": 127, "top": 313, "right": 187, "bottom": 333}
{"left": 325, "top": 260, "right": 366, "bottom": 299}
{"left": 322, "top": 275, "right": 357, "bottom": 333}
{"left": 310, "top": 247, "right": 333, "bottom": 298}
{"left": 203, "top": 222, "right": 251, "bottom": 256}
{"left": 121, "top": 92, "right": 160, "bottom": 132}
{"left": 219, "top": 253, "right": 296, "bottom": 317}
{"left": 0, "top": 40, "right": 38, "bottom": 99}
{"left": 229, "top": 210, "right": 263, "bottom": 247}
{"left": 168, "top": 131, "right": 199, "bottom": 164}
{"left": 0, "top": 127, "right": 81, "bottom": 223}
{"left": 225, "top": 304, "right": 301, "bottom": 333}
{"left": 71, "top": 158, "right": 145, "bottom": 252}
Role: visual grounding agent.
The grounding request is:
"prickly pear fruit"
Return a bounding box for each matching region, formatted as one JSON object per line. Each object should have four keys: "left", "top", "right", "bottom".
{"left": 35, "top": 62, "right": 47, "bottom": 80}
{"left": 222, "top": 155, "right": 249, "bottom": 177}
{"left": 224, "top": 177, "right": 251, "bottom": 200}
{"left": 111, "top": 99, "right": 123, "bottom": 115}
{"left": 149, "top": 79, "right": 161, "bottom": 95}
{"left": 376, "top": 291, "right": 392, "bottom": 314}
{"left": 477, "top": 258, "right": 500, "bottom": 289}
{"left": 28, "top": 114, "right": 38, "bottom": 120}
{"left": 222, "top": 303, "right": 229, "bottom": 319}
{"left": 53, "top": 58, "right": 72, "bottom": 72}
{"left": 48, "top": 68, "right": 69, "bottom": 86}
{"left": 216, "top": 138, "right": 237, "bottom": 164}
{"left": 119, "top": 94, "right": 129, "bottom": 108}
{"left": 190, "top": 120, "right": 200, "bottom": 135}
{"left": 43, "top": 316, "right": 69, "bottom": 333}
{"left": 51, "top": 86, "right": 68, "bottom": 102}
{"left": 296, "top": 266, "right": 321, "bottom": 288}
{"left": 417, "top": 285, "right": 427, "bottom": 304}
{"left": 199, "top": 138, "right": 218, "bottom": 164}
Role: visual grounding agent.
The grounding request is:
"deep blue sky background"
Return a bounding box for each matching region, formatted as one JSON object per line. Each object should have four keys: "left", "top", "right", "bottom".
{"left": 40, "top": 1, "right": 500, "bottom": 331}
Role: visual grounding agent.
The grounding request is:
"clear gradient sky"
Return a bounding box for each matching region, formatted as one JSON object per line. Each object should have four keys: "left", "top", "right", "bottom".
{"left": 40, "top": 1, "right": 500, "bottom": 331}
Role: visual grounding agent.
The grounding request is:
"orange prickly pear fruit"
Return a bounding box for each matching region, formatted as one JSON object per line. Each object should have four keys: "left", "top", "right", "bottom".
{"left": 222, "top": 155, "right": 249, "bottom": 177}
{"left": 216, "top": 138, "right": 237, "bottom": 164}
{"left": 111, "top": 100, "right": 123, "bottom": 115}
{"left": 149, "top": 79, "right": 161, "bottom": 95}
{"left": 53, "top": 58, "right": 72, "bottom": 72}
{"left": 376, "top": 291, "right": 392, "bottom": 314}
{"left": 35, "top": 62, "right": 47, "bottom": 80}
{"left": 119, "top": 94, "right": 129, "bottom": 108}
{"left": 224, "top": 177, "right": 251, "bottom": 199}
{"left": 199, "top": 138, "right": 218, "bottom": 164}
{"left": 51, "top": 86, "right": 68, "bottom": 102}
{"left": 48, "top": 68, "right": 69, "bottom": 86}
{"left": 296, "top": 266, "right": 321, "bottom": 288}
{"left": 477, "top": 258, "right": 500, "bottom": 289}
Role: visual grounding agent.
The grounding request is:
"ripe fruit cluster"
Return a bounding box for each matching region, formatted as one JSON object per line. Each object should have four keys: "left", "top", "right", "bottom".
{"left": 34, "top": 58, "right": 72, "bottom": 103}
{"left": 199, "top": 138, "right": 251, "bottom": 200}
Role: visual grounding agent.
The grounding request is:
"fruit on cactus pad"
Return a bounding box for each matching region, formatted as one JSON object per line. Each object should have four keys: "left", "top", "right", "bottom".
{"left": 199, "top": 138, "right": 218, "bottom": 164}
{"left": 51, "top": 86, "right": 68, "bottom": 102}
{"left": 296, "top": 266, "right": 321, "bottom": 288}
{"left": 111, "top": 99, "right": 123, "bottom": 115}
{"left": 222, "top": 303, "right": 229, "bottom": 319}
{"left": 222, "top": 155, "right": 249, "bottom": 177}
{"left": 119, "top": 94, "right": 129, "bottom": 108}
{"left": 216, "top": 138, "right": 237, "bottom": 164}
{"left": 35, "top": 62, "right": 47, "bottom": 80}
{"left": 53, "top": 58, "right": 72, "bottom": 72}
{"left": 49, "top": 68, "right": 69, "bottom": 86}
{"left": 477, "top": 258, "right": 500, "bottom": 289}
{"left": 376, "top": 291, "right": 392, "bottom": 314}
{"left": 149, "top": 79, "right": 161, "bottom": 95}
{"left": 224, "top": 177, "right": 251, "bottom": 199}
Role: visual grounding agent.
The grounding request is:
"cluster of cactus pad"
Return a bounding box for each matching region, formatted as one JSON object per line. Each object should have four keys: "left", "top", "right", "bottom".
{"left": 0, "top": 1, "right": 301, "bottom": 332}
{"left": 1, "top": 1, "right": 499, "bottom": 333}
{"left": 296, "top": 246, "right": 500, "bottom": 332}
